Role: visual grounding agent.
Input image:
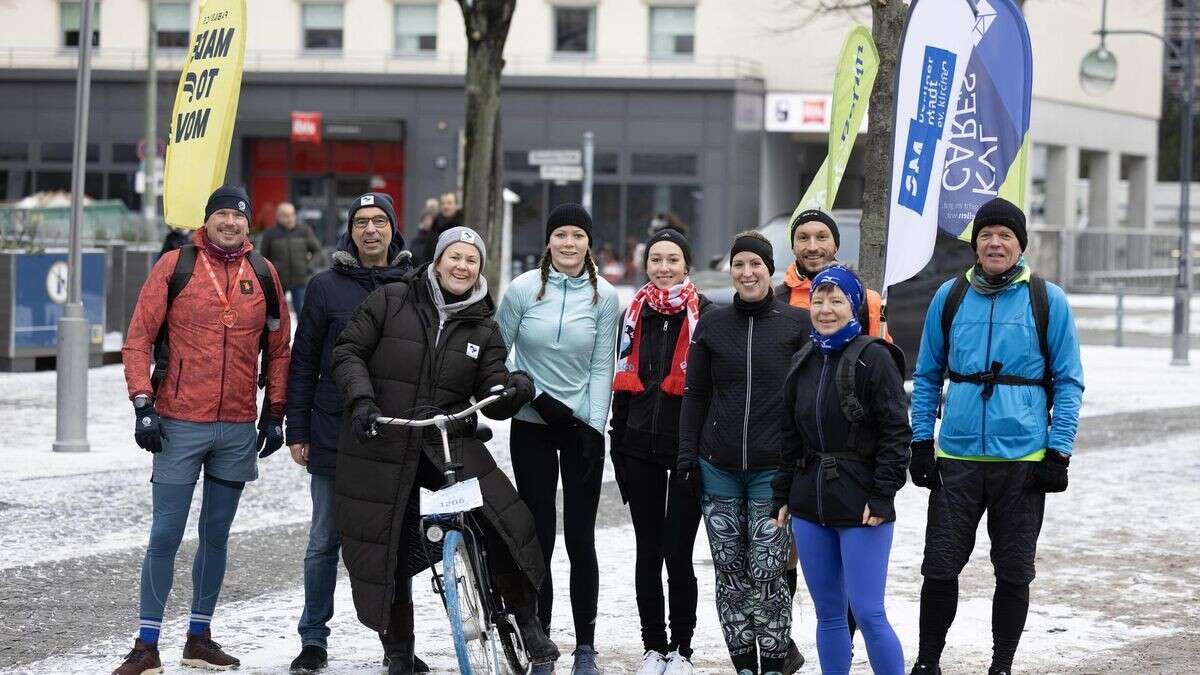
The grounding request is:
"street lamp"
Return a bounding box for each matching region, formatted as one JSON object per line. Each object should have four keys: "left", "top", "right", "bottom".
{"left": 1081, "top": 0, "right": 1194, "bottom": 366}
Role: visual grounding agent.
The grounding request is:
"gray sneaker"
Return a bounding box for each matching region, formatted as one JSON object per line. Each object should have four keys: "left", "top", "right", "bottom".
{"left": 571, "top": 645, "right": 600, "bottom": 675}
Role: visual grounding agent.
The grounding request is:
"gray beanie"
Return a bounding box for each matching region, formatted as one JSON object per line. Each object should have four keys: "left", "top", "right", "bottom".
{"left": 434, "top": 226, "right": 487, "bottom": 269}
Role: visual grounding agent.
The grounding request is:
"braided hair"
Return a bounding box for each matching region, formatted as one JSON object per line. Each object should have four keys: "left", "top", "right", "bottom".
{"left": 535, "top": 248, "right": 601, "bottom": 305}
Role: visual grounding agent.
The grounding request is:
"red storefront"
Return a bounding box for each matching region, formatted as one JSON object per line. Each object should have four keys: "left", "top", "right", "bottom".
{"left": 246, "top": 137, "right": 405, "bottom": 245}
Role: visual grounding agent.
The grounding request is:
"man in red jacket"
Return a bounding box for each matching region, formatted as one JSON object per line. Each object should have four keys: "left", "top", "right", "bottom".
{"left": 113, "top": 185, "right": 291, "bottom": 675}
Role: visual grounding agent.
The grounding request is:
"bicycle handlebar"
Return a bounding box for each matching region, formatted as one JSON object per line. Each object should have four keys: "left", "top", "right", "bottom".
{"left": 373, "top": 387, "right": 515, "bottom": 430}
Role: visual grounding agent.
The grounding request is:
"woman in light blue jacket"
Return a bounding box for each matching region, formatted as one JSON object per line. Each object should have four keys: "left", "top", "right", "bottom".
{"left": 496, "top": 203, "right": 620, "bottom": 675}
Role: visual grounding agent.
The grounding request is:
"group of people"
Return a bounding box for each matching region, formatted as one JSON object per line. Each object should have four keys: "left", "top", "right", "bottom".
{"left": 116, "top": 183, "right": 1083, "bottom": 675}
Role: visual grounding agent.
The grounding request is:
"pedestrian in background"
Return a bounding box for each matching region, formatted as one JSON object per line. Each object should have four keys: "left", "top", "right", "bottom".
{"left": 496, "top": 203, "right": 620, "bottom": 675}
{"left": 907, "top": 198, "right": 1084, "bottom": 675}
{"left": 284, "top": 192, "right": 414, "bottom": 673}
{"left": 610, "top": 228, "right": 713, "bottom": 675}
{"left": 409, "top": 197, "right": 439, "bottom": 267}
{"left": 421, "top": 191, "right": 462, "bottom": 263}
{"left": 114, "top": 186, "right": 290, "bottom": 675}
{"left": 676, "top": 231, "right": 809, "bottom": 675}
{"left": 259, "top": 201, "right": 325, "bottom": 315}
{"left": 772, "top": 265, "right": 910, "bottom": 675}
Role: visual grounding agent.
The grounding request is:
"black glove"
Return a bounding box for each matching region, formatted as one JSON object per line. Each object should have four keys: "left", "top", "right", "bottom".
{"left": 675, "top": 459, "right": 703, "bottom": 499}
{"left": 909, "top": 439, "right": 939, "bottom": 489}
{"left": 352, "top": 400, "right": 382, "bottom": 445}
{"left": 577, "top": 423, "right": 605, "bottom": 486}
{"left": 133, "top": 401, "right": 165, "bottom": 454}
{"left": 530, "top": 393, "right": 575, "bottom": 430}
{"left": 508, "top": 371, "right": 536, "bottom": 405}
{"left": 256, "top": 415, "right": 285, "bottom": 458}
{"left": 1028, "top": 450, "right": 1070, "bottom": 493}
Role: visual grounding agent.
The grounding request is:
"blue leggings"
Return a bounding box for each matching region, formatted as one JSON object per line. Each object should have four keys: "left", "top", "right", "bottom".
{"left": 790, "top": 518, "right": 904, "bottom": 675}
{"left": 139, "top": 477, "right": 244, "bottom": 632}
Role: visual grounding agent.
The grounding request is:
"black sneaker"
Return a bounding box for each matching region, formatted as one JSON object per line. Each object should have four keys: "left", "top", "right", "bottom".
{"left": 784, "top": 640, "right": 805, "bottom": 674}
{"left": 289, "top": 645, "right": 328, "bottom": 673}
{"left": 910, "top": 664, "right": 942, "bottom": 675}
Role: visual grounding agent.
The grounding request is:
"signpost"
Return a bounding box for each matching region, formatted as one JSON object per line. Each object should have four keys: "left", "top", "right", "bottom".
{"left": 539, "top": 164, "right": 584, "bottom": 182}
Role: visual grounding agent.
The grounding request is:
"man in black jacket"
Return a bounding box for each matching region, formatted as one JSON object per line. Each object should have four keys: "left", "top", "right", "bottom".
{"left": 260, "top": 202, "right": 325, "bottom": 315}
{"left": 285, "top": 192, "right": 413, "bottom": 673}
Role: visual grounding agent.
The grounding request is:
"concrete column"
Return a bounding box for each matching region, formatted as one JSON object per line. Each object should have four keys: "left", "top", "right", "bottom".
{"left": 1087, "top": 150, "right": 1121, "bottom": 228}
{"left": 1125, "top": 153, "right": 1155, "bottom": 229}
{"left": 1044, "top": 144, "right": 1078, "bottom": 228}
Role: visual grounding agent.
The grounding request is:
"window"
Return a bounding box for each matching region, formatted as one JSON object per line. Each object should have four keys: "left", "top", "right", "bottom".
{"left": 61, "top": 1, "right": 100, "bottom": 48}
{"left": 649, "top": 6, "right": 694, "bottom": 57}
{"left": 0, "top": 142, "right": 29, "bottom": 162}
{"left": 42, "top": 142, "right": 99, "bottom": 164}
{"left": 303, "top": 3, "right": 343, "bottom": 51}
{"left": 112, "top": 143, "right": 140, "bottom": 164}
{"left": 395, "top": 4, "right": 437, "bottom": 54}
{"left": 554, "top": 7, "right": 594, "bottom": 54}
{"left": 631, "top": 153, "right": 697, "bottom": 176}
{"left": 156, "top": 2, "right": 191, "bottom": 49}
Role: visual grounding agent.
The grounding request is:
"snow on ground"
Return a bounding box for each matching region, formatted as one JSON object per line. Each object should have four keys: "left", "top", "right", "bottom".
{"left": 1076, "top": 345, "right": 1200, "bottom": 416}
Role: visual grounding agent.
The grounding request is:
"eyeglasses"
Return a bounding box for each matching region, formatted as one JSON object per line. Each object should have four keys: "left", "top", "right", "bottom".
{"left": 351, "top": 216, "right": 390, "bottom": 230}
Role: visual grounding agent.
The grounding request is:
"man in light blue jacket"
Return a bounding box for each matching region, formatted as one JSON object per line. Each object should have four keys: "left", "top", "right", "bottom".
{"left": 907, "top": 198, "right": 1084, "bottom": 675}
{"left": 496, "top": 203, "right": 620, "bottom": 675}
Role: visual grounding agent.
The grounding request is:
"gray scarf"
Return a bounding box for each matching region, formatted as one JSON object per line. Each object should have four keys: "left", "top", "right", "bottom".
{"left": 969, "top": 260, "right": 1025, "bottom": 296}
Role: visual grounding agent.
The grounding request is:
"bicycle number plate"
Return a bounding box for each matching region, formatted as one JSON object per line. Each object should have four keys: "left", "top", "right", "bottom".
{"left": 420, "top": 478, "right": 484, "bottom": 515}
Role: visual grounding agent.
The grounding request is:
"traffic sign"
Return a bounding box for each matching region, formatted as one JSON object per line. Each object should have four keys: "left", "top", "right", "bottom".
{"left": 539, "top": 164, "right": 583, "bottom": 182}
{"left": 529, "top": 149, "right": 582, "bottom": 166}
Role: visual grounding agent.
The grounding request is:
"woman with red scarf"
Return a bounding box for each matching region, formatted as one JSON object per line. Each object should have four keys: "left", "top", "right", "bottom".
{"left": 610, "top": 228, "right": 713, "bottom": 675}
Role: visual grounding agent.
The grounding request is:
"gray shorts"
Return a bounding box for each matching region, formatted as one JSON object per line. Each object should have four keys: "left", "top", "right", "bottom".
{"left": 153, "top": 418, "right": 259, "bottom": 485}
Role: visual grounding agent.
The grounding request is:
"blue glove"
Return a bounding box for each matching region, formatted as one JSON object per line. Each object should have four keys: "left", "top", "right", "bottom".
{"left": 133, "top": 402, "right": 165, "bottom": 454}
{"left": 256, "top": 406, "right": 285, "bottom": 458}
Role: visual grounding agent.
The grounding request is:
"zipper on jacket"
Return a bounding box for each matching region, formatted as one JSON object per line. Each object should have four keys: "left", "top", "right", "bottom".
{"left": 556, "top": 279, "right": 567, "bottom": 343}
{"left": 215, "top": 261, "right": 232, "bottom": 420}
{"left": 649, "top": 317, "right": 671, "bottom": 455}
{"left": 815, "top": 354, "right": 830, "bottom": 454}
{"left": 742, "top": 316, "right": 754, "bottom": 470}
{"left": 981, "top": 295, "right": 998, "bottom": 455}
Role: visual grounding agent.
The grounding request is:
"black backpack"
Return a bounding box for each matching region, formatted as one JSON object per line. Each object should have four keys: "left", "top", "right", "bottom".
{"left": 791, "top": 335, "right": 906, "bottom": 457}
{"left": 939, "top": 273, "right": 1053, "bottom": 410}
{"left": 150, "top": 244, "right": 281, "bottom": 394}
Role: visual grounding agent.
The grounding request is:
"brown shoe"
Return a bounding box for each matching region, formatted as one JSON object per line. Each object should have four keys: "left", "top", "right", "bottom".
{"left": 112, "top": 638, "right": 163, "bottom": 675}
{"left": 181, "top": 628, "right": 241, "bottom": 670}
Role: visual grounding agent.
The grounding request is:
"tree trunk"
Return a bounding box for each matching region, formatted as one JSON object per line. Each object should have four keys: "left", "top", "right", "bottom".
{"left": 458, "top": 0, "right": 515, "bottom": 291}
{"left": 858, "top": 0, "right": 907, "bottom": 292}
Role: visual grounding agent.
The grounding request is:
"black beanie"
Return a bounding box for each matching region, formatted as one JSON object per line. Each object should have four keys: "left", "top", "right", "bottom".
{"left": 642, "top": 227, "right": 691, "bottom": 271}
{"left": 972, "top": 197, "right": 1027, "bottom": 251}
{"left": 204, "top": 185, "right": 251, "bottom": 223}
{"left": 790, "top": 209, "right": 840, "bottom": 249}
{"left": 545, "top": 203, "right": 593, "bottom": 245}
{"left": 347, "top": 192, "right": 399, "bottom": 238}
{"left": 730, "top": 233, "right": 775, "bottom": 276}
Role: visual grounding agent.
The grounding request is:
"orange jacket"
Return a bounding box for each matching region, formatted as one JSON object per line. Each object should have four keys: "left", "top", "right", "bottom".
{"left": 778, "top": 263, "right": 889, "bottom": 340}
{"left": 123, "top": 230, "right": 291, "bottom": 423}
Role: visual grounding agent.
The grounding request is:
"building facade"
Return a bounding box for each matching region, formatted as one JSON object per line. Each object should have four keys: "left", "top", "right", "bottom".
{"left": 0, "top": 0, "right": 1164, "bottom": 269}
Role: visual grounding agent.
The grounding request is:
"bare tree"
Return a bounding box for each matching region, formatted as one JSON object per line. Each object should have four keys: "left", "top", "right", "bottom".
{"left": 456, "top": 0, "right": 516, "bottom": 288}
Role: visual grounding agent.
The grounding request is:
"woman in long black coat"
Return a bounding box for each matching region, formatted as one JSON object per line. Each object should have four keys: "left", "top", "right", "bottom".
{"left": 331, "top": 226, "right": 558, "bottom": 674}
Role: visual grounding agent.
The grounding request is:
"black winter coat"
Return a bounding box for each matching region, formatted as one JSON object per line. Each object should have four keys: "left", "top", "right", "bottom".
{"left": 285, "top": 233, "right": 412, "bottom": 476}
{"left": 677, "top": 293, "right": 812, "bottom": 472}
{"left": 330, "top": 273, "right": 542, "bottom": 633}
{"left": 610, "top": 295, "right": 714, "bottom": 465}
{"left": 771, "top": 340, "right": 911, "bottom": 527}
{"left": 260, "top": 222, "right": 325, "bottom": 289}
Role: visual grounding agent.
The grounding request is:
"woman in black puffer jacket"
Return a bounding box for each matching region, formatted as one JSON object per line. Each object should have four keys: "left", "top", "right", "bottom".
{"left": 331, "top": 227, "right": 558, "bottom": 674}
{"left": 676, "top": 230, "right": 811, "bottom": 675}
{"left": 770, "top": 264, "right": 910, "bottom": 675}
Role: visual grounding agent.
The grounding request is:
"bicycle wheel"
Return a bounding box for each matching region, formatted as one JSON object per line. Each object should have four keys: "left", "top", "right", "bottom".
{"left": 442, "top": 529, "right": 500, "bottom": 674}
{"left": 495, "top": 612, "right": 531, "bottom": 675}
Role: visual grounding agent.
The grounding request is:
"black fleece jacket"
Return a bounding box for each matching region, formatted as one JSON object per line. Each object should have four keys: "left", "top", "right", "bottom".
{"left": 771, "top": 340, "right": 911, "bottom": 526}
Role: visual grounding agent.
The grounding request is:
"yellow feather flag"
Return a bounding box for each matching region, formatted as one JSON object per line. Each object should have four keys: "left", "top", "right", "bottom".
{"left": 162, "top": 0, "right": 246, "bottom": 230}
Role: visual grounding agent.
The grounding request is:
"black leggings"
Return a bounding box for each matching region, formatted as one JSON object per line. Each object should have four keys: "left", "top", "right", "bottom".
{"left": 613, "top": 452, "right": 703, "bottom": 657}
{"left": 509, "top": 420, "right": 604, "bottom": 646}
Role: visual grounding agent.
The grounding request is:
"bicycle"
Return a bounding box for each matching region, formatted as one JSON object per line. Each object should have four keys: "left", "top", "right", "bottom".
{"left": 372, "top": 386, "right": 532, "bottom": 675}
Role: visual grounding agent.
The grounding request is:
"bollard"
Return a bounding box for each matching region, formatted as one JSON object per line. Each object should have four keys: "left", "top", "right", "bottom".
{"left": 1115, "top": 288, "right": 1124, "bottom": 348}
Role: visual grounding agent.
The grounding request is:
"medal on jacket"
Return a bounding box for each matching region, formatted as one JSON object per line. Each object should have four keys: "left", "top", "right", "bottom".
{"left": 199, "top": 251, "right": 245, "bottom": 329}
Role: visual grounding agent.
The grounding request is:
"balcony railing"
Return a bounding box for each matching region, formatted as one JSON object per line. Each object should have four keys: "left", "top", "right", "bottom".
{"left": 0, "top": 47, "right": 763, "bottom": 81}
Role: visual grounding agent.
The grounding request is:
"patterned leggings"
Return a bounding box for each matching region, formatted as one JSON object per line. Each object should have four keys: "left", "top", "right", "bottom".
{"left": 702, "top": 495, "right": 793, "bottom": 673}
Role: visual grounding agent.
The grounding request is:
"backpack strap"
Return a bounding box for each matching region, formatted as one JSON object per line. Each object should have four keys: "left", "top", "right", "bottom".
{"left": 1028, "top": 274, "right": 1054, "bottom": 413}
{"left": 836, "top": 335, "right": 905, "bottom": 456}
{"left": 245, "top": 250, "right": 281, "bottom": 390}
{"left": 940, "top": 273, "right": 970, "bottom": 350}
{"left": 151, "top": 244, "right": 198, "bottom": 394}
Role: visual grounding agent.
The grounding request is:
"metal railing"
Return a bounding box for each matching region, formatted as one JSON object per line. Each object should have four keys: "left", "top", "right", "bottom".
{"left": 0, "top": 201, "right": 157, "bottom": 250}
{"left": 1030, "top": 224, "right": 1200, "bottom": 293}
{"left": 0, "top": 47, "right": 764, "bottom": 80}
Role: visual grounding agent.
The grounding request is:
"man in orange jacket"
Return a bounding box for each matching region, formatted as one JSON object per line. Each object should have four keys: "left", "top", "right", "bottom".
{"left": 113, "top": 186, "right": 291, "bottom": 675}
{"left": 776, "top": 209, "right": 887, "bottom": 339}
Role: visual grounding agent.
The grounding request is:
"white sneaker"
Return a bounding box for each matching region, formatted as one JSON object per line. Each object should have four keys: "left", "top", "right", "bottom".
{"left": 634, "top": 650, "right": 668, "bottom": 675}
{"left": 663, "top": 650, "right": 694, "bottom": 675}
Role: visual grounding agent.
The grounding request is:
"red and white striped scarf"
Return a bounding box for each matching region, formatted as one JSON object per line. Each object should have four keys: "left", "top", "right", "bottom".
{"left": 613, "top": 279, "right": 700, "bottom": 396}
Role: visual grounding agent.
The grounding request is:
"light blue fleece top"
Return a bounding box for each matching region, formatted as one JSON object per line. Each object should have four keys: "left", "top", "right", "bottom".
{"left": 911, "top": 268, "right": 1085, "bottom": 460}
{"left": 496, "top": 266, "right": 620, "bottom": 434}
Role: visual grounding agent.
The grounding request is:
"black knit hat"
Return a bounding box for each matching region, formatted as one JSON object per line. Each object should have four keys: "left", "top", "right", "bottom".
{"left": 731, "top": 233, "right": 775, "bottom": 276}
{"left": 204, "top": 185, "right": 251, "bottom": 223}
{"left": 545, "top": 203, "right": 593, "bottom": 245}
{"left": 972, "top": 197, "right": 1027, "bottom": 251}
{"left": 642, "top": 227, "right": 691, "bottom": 271}
{"left": 790, "top": 209, "right": 840, "bottom": 249}
{"left": 347, "top": 192, "right": 400, "bottom": 238}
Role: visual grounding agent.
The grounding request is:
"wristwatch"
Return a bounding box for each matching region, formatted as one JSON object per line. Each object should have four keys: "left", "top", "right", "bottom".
{"left": 133, "top": 395, "right": 152, "bottom": 409}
